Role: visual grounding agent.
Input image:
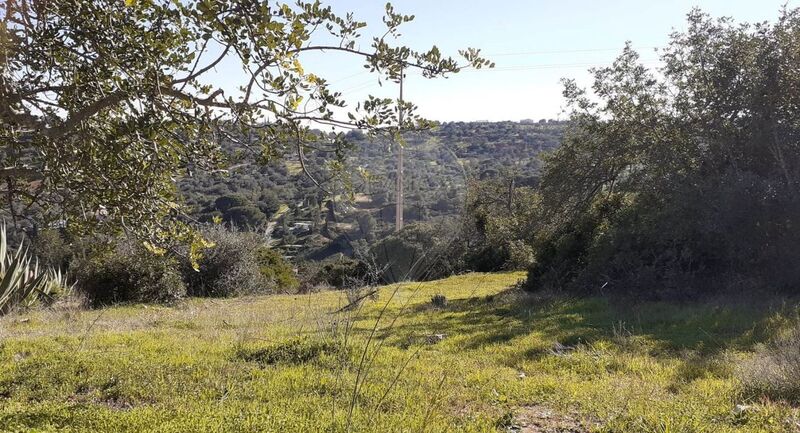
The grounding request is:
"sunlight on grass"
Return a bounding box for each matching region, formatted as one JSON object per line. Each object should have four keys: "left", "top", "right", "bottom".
{"left": 1, "top": 272, "right": 799, "bottom": 432}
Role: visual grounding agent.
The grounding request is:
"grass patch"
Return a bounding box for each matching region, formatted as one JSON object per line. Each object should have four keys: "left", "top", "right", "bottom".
{"left": 0, "top": 272, "right": 799, "bottom": 432}
{"left": 235, "top": 336, "right": 348, "bottom": 366}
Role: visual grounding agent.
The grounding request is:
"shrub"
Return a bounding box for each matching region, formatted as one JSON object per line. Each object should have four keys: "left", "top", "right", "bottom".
{"left": 300, "top": 256, "right": 374, "bottom": 290}
{"left": 739, "top": 325, "right": 800, "bottom": 404}
{"left": 255, "top": 246, "right": 299, "bottom": 291}
{"left": 30, "top": 229, "right": 72, "bottom": 270}
{"left": 182, "top": 225, "right": 274, "bottom": 297}
{"left": 0, "top": 225, "right": 73, "bottom": 315}
{"left": 72, "top": 240, "right": 185, "bottom": 307}
{"left": 430, "top": 294, "right": 447, "bottom": 308}
{"left": 223, "top": 205, "right": 267, "bottom": 228}
{"left": 214, "top": 194, "right": 250, "bottom": 213}
{"left": 369, "top": 220, "right": 465, "bottom": 284}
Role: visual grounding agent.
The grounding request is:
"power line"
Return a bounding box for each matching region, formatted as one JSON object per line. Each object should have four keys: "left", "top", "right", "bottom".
{"left": 461, "top": 59, "right": 662, "bottom": 72}
{"left": 487, "top": 45, "right": 661, "bottom": 57}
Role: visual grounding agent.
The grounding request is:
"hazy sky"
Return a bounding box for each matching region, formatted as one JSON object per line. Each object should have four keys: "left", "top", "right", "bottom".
{"left": 289, "top": 1, "right": 798, "bottom": 123}
{"left": 208, "top": 1, "right": 799, "bottom": 124}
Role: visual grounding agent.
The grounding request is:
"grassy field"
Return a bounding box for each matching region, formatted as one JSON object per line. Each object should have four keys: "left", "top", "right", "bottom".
{"left": 1, "top": 272, "right": 799, "bottom": 432}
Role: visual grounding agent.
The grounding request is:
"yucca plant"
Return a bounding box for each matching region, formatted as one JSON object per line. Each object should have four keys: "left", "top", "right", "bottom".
{"left": 0, "top": 225, "right": 72, "bottom": 315}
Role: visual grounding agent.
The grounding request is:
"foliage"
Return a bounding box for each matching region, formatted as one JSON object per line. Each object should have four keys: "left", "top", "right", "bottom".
{"left": 462, "top": 174, "right": 539, "bottom": 272}
{"left": 255, "top": 246, "right": 299, "bottom": 292}
{"left": 430, "top": 293, "right": 447, "bottom": 308}
{"left": 71, "top": 240, "right": 185, "bottom": 307}
{"left": 0, "top": 225, "right": 70, "bottom": 315}
{"left": 29, "top": 229, "right": 72, "bottom": 270}
{"left": 182, "top": 225, "right": 275, "bottom": 297}
{"left": 526, "top": 9, "right": 800, "bottom": 297}
{"left": 176, "top": 121, "right": 565, "bottom": 263}
{"left": 302, "top": 256, "right": 375, "bottom": 290}
{"left": 369, "top": 220, "right": 465, "bottom": 283}
{"left": 1, "top": 0, "right": 489, "bottom": 247}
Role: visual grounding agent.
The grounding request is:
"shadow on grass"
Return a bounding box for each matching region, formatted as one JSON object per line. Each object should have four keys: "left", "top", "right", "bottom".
{"left": 369, "top": 288, "right": 793, "bottom": 361}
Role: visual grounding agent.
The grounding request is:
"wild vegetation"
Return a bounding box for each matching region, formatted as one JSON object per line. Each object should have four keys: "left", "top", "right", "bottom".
{"left": 2, "top": 273, "right": 800, "bottom": 432}
{"left": 523, "top": 9, "right": 800, "bottom": 298}
{"left": 175, "top": 120, "right": 564, "bottom": 261}
{"left": 3, "top": 1, "right": 800, "bottom": 431}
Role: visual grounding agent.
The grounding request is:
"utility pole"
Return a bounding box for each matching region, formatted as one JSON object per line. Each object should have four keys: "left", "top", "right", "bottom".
{"left": 395, "top": 66, "right": 404, "bottom": 232}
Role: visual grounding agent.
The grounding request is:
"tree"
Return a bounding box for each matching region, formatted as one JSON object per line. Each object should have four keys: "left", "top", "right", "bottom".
{"left": 223, "top": 205, "right": 267, "bottom": 228}
{"left": 526, "top": 8, "right": 800, "bottom": 296}
{"left": 214, "top": 194, "right": 251, "bottom": 213}
{"left": 0, "top": 0, "right": 492, "bottom": 250}
{"left": 356, "top": 211, "right": 376, "bottom": 242}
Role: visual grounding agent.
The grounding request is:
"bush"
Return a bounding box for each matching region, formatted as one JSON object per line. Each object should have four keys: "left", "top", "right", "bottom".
{"left": 739, "top": 325, "right": 800, "bottom": 404}
{"left": 223, "top": 205, "right": 267, "bottom": 228}
{"left": 430, "top": 294, "right": 447, "bottom": 308}
{"left": 183, "top": 225, "right": 279, "bottom": 297}
{"left": 72, "top": 240, "right": 186, "bottom": 307}
{"left": 30, "top": 229, "right": 72, "bottom": 270}
{"left": 255, "top": 246, "right": 299, "bottom": 291}
{"left": 369, "top": 220, "right": 465, "bottom": 284}
{"left": 300, "top": 256, "right": 374, "bottom": 290}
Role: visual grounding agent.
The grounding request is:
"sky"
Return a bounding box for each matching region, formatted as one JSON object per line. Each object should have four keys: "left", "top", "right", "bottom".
{"left": 288, "top": 0, "right": 800, "bottom": 123}
{"left": 206, "top": 1, "right": 800, "bottom": 124}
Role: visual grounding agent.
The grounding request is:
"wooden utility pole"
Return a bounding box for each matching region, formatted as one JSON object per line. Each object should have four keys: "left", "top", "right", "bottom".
{"left": 395, "top": 67, "right": 404, "bottom": 232}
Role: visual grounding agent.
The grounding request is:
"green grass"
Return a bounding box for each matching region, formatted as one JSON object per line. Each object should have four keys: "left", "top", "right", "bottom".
{"left": 0, "top": 272, "right": 799, "bottom": 432}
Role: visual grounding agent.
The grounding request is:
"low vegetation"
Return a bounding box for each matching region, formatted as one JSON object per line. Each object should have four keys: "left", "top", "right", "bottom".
{"left": 4, "top": 3, "right": 800, "bottom": 432}
{"left": 0, "top": 225, "right": 72, "bottom": 315}
{"left": 740, "top": 323, "right": 800, "bottom": 405}
{"left": 2, "top": 273, "right": 800, "bottom": 432}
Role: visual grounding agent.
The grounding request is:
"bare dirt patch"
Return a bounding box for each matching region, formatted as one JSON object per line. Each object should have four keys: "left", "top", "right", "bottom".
{"left": 508, "top": 405, "right": 591, "bottom": 433}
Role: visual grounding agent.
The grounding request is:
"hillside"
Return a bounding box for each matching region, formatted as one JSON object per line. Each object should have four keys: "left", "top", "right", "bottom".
{"left": 177, "top": 121, "right": 565, "bottom": 260}
{"left": 1, "top": 273, "right": 797, "bottom": 432}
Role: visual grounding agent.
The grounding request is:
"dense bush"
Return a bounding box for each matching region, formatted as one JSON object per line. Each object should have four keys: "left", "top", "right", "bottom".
{"left": 524, "top": 10, "right": 800, "bottom": 298}
{"left": 300, "top": 256, "right": 374, "bottom": 290}
{"left": 461, "top": 177, "right": 538, "bottom": 272}
{"left": 30, "top": 229, "right": 72, "bottom": 270}
{"left": 255, "top": 246, "right": 299, "bottom": 291}
{"left": 370, "top": 220, "right": 465, "bottom": 283}
{"left": 72, "top": 241, "right": 186, "bottom": 306}
{"left": 183, "top": 225, "right": 295, "bottom": 297}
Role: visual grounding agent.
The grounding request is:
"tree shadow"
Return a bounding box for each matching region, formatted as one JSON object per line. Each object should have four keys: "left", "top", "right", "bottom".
{"left": 367, "top": 288, "right": 791, "bottom": 365}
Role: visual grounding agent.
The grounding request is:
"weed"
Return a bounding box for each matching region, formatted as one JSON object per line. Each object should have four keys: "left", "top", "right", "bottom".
{"left": 739, "top": 324, "right": 800, "bottom": 404}
{"left": 431, "top": 294, "right": 448, "bottom": 308}
{"left": 235, "top": 336, "right": 348, "bottom": 366}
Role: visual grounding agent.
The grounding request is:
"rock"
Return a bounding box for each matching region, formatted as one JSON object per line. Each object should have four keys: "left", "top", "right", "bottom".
{"left": 733, "top": 404, "right": 752, "bottom": 416}
{"left": 426, "top": 333, "right": 446, "bottom": 344}
{"left": 551, "top": 342, "right": 575, "bottom": 356}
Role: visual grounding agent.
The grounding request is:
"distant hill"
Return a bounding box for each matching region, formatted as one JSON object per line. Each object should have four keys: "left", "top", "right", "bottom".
{"left": 178, "top": 120, "right": 567, "bottom": 260}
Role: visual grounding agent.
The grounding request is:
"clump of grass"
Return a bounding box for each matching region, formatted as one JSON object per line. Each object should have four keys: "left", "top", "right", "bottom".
{"left": 739, "top": 325, "right": 800, "bottom": 403}
{"left": 235, "top": 336, "right": 348, "bottom": 366}
{"left": 430, "top": 294, "right": 447, "bottom": 308}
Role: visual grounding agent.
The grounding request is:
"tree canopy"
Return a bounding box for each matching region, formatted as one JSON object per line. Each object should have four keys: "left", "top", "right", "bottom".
{"left": 0, "top": 0, "right": 491, "bottom": 250}
{"left": 526, "top": 8, "right": 800, "bottom": 297}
